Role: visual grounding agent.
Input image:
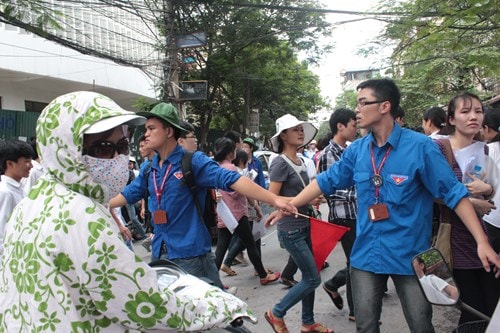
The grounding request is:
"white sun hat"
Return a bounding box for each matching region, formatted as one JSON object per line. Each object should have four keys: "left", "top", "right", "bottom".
{"left": 270, "top": 114, "right": 317, "bottom": 153}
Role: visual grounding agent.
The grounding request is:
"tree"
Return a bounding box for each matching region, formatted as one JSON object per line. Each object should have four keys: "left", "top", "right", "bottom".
{"left": 335, "top": 90, "right": 357, "bottom": 110}
{"left": 175, "top": 0, "right": 332, "bottom": 145}
{"left": 376, "top": 0, "right": 499, "bottom": 128}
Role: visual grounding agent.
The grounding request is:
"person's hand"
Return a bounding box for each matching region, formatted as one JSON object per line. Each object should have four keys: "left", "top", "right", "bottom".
{"left": 215, "top": 190, "right": 222, "bottom": 203}
{"left": 476, "top": 242, "right": 500, "bottom": 278}
{"left": 255, "top": 205, "right": 263, "bottom": 220}
{"left": 309, "top": 195, "right": 323, "bottom": 206}
{"left": 466, "top": 176, "right": 492, "bottom": 197}
{"left": 265, "top": 210, "right": 283, "bottom": 227}
{"left": 273, "top": 196, "right": 297, "bottom": 216}
{"left": 140, "top": 208, "right": 146, "bottom": 219}
{"left": 470, "top": 197, "right": 496, "bottom": 216}
{"left": 119, "top": 226, "right": 132, "bottom": 241}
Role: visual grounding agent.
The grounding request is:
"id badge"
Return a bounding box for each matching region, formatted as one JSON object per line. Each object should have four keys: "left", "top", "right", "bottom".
{"left": 368, "top": 203, "right": 389, "bottom": 222}
{"left": 153, "top": 210, "right": 168, "bottom": 224}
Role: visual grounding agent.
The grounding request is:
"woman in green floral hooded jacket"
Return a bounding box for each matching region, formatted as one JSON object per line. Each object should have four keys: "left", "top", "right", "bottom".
{"left": 0, "top": 91, "right": 254, "bottom": 332}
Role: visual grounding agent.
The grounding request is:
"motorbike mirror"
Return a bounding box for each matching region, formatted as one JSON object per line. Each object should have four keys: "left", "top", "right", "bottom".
{"left": 412, "top": 248, "right": 459, "bottom": 306}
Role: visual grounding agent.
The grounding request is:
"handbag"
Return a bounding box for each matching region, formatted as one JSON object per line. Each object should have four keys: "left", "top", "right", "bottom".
{"left": 432, "top": 139, "right": 454, "bottom": 268}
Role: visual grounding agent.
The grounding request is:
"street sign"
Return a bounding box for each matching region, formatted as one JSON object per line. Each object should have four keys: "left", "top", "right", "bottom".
{"left": 178, "top": 80, "right": 208, "bottom": 100}
{"left": 176, "top": 32, "right": 207, "bottom": 49}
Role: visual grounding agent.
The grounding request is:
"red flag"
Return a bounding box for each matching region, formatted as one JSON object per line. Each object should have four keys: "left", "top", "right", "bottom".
{"left": 310, "top": 216, "right": 350, "bottom": 272}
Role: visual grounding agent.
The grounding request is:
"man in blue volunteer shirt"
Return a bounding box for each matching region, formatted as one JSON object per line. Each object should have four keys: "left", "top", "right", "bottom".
{"left": 111, "top": 103, "right": 294, "bottom": 289}
{"left": 272, "top": 78, "right": 500, "bottom": 333}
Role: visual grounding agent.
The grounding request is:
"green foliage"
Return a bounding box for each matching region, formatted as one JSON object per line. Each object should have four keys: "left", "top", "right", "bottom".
{"left": 376, "top": 0, "right": 499, "bottom": 128}
{"left": 174, "top": 0, "right": 332, "bottom": 145}
{"left": 335, "top": 90, "right": 357, "bottom": 110}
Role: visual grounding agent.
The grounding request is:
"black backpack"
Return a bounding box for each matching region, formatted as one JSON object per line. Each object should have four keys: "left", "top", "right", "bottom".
{"left": 181, "top": 152, "right": 218, "bottom": 244}
{"left": 144, "top": 152, "right": 218, "bottom": 243}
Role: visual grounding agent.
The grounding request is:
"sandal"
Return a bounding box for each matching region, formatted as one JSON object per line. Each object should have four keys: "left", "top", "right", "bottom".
{"left": 323, "top": 284, "right": 343, "bottom": 310}
{"left": 265, "top": 310, "right": 289, "bottom": 333}
{"left": 220, "top": 264, "right": 237, "bottom": 276}
{"left": 301, "top": 322, "right": 333, "bottom": 333}
{"left": 260, "top": 272, "right": 281, "bottom": 285}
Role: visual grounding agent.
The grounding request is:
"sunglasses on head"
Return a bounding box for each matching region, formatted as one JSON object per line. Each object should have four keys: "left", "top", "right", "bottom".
{"left": 83, "top": 137, "right": 130, "bottom": 159}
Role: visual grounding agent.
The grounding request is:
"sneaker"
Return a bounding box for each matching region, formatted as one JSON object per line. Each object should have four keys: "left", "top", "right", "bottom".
{"left": 141, "top": 238, "right": 152, "bottom": 252}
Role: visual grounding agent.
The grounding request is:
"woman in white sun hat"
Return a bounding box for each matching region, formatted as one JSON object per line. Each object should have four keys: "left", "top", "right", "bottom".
{"left": 265, "top": 114, "right": 332, "bottom": 333}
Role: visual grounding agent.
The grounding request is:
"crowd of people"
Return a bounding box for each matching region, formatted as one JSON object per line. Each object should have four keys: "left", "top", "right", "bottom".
{"left": 0, "top": 78, "right": 498, "bottom": 332}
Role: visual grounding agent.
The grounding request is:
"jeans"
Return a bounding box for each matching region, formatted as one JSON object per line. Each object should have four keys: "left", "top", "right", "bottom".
{"left": 351, "top": 267, "right": 434, "bottom": 333}
{"left": 125, "top": 204, "right": 147, "bottom": 238}
{"left": 152, "top": 247, "right": 224, "bottom": 290}
{"left": 273, "top": 226, "right": 320, "bottom": 325}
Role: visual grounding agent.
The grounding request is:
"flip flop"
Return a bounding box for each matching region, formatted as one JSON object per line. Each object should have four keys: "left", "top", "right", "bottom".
{"left": 322, "top": 284, "right": 343, "bottom": 310}
{"left": 220, "top": 264, "right": 237, "bottom": 276}
{"left": 265, "top": 310, "right": 289, "bottom": 333}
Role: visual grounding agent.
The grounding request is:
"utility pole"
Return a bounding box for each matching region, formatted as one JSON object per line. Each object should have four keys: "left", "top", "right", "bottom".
{"left": 163, "top": 0, "right": 182, "bottom": 117}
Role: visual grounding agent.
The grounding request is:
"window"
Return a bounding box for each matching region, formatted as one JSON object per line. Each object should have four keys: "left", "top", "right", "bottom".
{"left": 25, "top": 100, "right": 48, "bottom": 113}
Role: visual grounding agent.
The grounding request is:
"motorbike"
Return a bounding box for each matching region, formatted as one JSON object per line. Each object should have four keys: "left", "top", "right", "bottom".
{"left": 412, "top": 248, "right": 496, "bottom": 333}
{"left": 149, "top": 260, "right": 256, "bottom": 332}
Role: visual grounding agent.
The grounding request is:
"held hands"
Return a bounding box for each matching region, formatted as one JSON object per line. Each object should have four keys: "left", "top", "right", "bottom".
{"left": 266, "top": 196, "right": 298, "bottom": 226}
{"left": 470, "top": 197, "right": 496, "bottom": 216}
{"left": 466, "top": 175, "right": 494, "bottom": 197}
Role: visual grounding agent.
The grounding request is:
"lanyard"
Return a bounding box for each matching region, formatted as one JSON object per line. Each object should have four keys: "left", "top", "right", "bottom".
{"left": 370, "top": 142, "right": 391, "bottom": 202}
{"left": 153, "top": 163, "right": 172, "bottom": 207}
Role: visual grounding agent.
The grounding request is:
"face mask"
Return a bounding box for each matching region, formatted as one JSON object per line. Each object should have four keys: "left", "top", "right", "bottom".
{"left": 83, "top": 154, "right": 129, "bottom": 199}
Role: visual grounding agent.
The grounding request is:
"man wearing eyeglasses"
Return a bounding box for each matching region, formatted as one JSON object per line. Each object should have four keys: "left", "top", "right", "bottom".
{"left": 178, "top": 120, "right": 198, "bottom": 153}
{"left": 270, "top": 78, "right": 500, "bottom": 333}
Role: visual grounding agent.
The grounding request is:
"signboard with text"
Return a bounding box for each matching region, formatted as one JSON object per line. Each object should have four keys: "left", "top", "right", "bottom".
{"left": 178, "top": 80, "right": 208, "bottom": 101}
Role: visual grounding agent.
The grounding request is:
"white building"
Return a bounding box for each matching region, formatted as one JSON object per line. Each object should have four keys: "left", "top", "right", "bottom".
{"left": 0, "top": 1, "right": 160, "bottom": 114}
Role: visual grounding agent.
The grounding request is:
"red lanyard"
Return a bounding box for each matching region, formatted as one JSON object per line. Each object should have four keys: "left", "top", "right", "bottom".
{"left": 370, "top": 142, "right": 391, "bottom": 201}
{"left": 153, "top": 163, "right": 172, "bottom": 206}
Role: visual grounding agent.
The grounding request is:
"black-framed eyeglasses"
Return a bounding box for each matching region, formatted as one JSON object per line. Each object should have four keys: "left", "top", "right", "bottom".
{"left": 185, "top": 135, "right": 197, "bottom": 140}
{"left": 83, "top": 137, "right": 130, "bottom": 159}
{"left": 356, "top": 100, "right": 386, "bottom": 108}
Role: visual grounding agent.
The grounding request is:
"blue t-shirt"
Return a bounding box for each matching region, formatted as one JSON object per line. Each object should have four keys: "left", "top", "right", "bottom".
{"left": 316, "top": 125, "right": 468, "bottom": 275}
{"left": 122, "top": 145, "right": 241, "bottom": 259}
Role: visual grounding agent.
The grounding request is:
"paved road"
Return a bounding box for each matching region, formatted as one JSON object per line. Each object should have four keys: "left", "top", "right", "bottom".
{"left": 133, "top": 203, "right": 460, "bottom": 332}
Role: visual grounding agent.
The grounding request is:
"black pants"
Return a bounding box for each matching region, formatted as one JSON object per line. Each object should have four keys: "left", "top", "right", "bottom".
{"left": 215, "top": 216, "right": 268, "bottom": 278}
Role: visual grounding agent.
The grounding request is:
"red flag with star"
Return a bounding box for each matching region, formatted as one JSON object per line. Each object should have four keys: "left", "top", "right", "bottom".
{"left": 310, "top": 216, "right": 350, "bottom": 272}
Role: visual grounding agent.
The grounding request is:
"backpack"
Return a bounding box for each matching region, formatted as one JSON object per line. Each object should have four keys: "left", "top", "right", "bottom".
{"left": 181, "top": 152, "right": 218, "bottom": 244}
{"left": 144, "top": 152, "right": 218, "bottom": 243}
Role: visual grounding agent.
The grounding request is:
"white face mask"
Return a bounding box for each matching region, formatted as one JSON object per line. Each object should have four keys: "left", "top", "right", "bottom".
{"left": 83, "top": 154, "right": 129, "bottom": 199}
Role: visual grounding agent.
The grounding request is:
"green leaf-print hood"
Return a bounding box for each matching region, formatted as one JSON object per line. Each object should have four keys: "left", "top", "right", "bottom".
{"left": 36, "top": 91, "right": 142, "bottom": 204}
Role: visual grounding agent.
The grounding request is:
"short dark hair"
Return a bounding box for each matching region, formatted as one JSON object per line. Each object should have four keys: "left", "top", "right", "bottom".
{"left": 357, "top": 78, "right": 401, "bottom": 117}
{"left": 213, "top": 137, "right": 236, "bottom": 162}
{"left": 329, "top": 108, "right": 356, "bottom": 136}
{"left": 139, "top": 134, "right": 147, "bottom": 143}
{"left": 232, "top": 149, "right": 248, "bottom": 167}
{"left": 0, "top": 139, "right": 34, "bottom": 175}
{"left": 223, "top": 131, "right": 242, "bottom": 145}
{"left": 483, "top": 108, "right": 500, "bottom": 143}
{"left": 179, "top": 121, "right": 196, "bottom": 138}
{"left": 423, "top": 106, "right": 448, "bottom": 135}
{"left": 394, "top": 106, "right": 405, "bottom": 120}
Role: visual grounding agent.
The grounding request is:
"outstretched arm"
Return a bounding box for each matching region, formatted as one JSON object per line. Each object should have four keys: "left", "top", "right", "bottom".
{"left": 230, "top": 176, "right": 296, "bottom": 214}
